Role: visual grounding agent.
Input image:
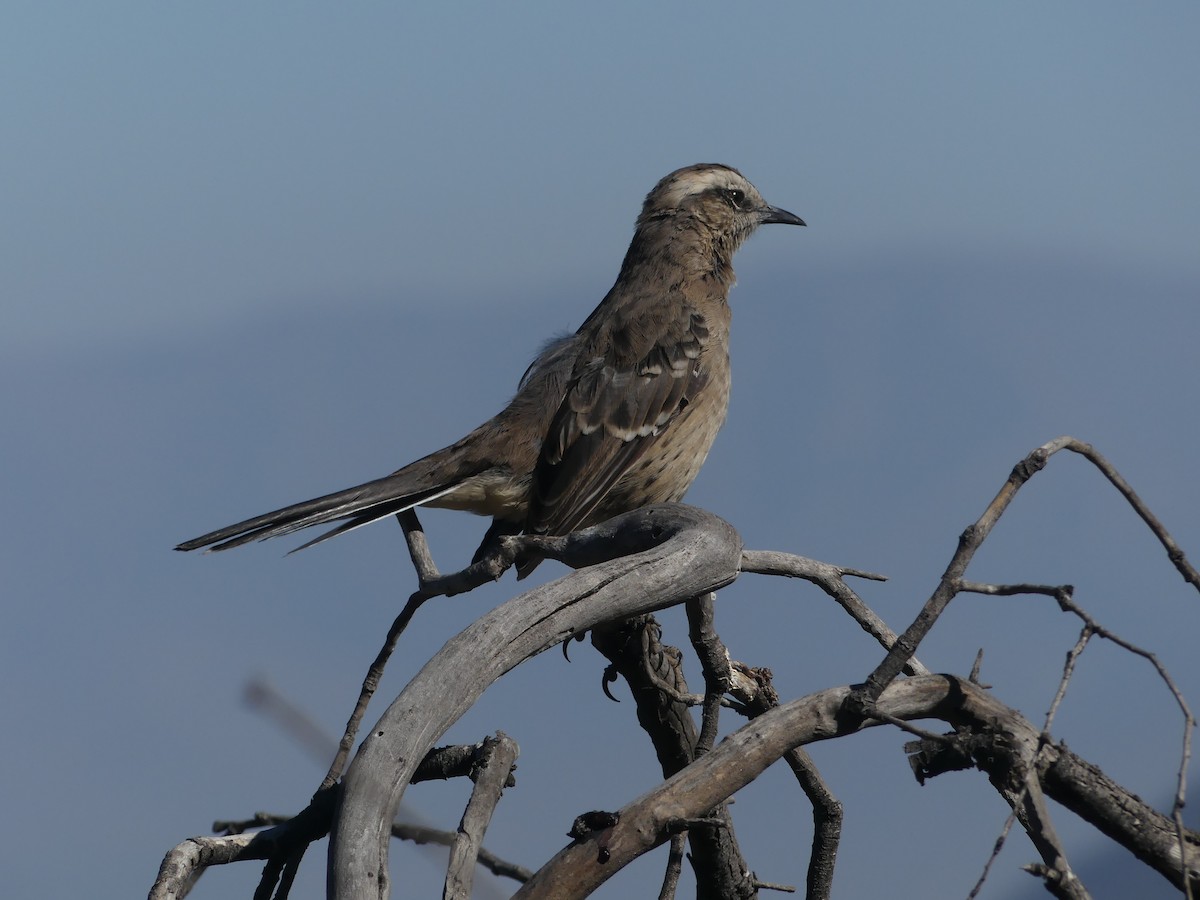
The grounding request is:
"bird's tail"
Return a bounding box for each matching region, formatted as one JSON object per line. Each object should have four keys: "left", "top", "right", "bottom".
{"left": 175, "top": 446, "right": 483, "bottom": 554}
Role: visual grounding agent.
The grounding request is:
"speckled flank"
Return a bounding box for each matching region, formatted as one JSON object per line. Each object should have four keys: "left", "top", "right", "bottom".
{"left": 594, "top": 348, "right": 730, "bottom": 520}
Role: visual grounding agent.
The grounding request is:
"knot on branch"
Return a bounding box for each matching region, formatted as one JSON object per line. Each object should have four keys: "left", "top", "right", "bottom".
{"left": 837, "top": 687, "right": 877, "bottom": 726}
{"left": 905, "top": 726, "right": 1001, "bottom": 785}
{"left": 567, "top": 811, "right": 621, "bottom": 864}
{"left": 1011, "top": 449, "right": 1049, "bottom": 483}
{"left": 729, "top": 662, "right": 778, "bottom": 709}
{"left": 1052, "top": 586, "right": 1076, "bottom": 611}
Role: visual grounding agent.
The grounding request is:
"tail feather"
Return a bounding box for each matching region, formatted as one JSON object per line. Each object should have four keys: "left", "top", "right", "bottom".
{"left": 175, "top": 456, "right": 475, "bottom": 553}
{"left": 285, "top": 483, "right": 462, "bottom": 553}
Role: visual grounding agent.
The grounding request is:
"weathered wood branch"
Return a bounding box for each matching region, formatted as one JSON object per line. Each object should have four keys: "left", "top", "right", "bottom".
{"left": 855, "top": 435, "right": 1200, "bottom": 714}
{"left": 147, "top": 742, "right": 523, "bottom": 900}
{"left": 152, "top": 435, "right": 1197, "bottom": 899}
{"left": 443, "top": 733, "right": 520, "bottom": 900}
{"left": 591, "top": 610, "right": 756, "bottom": 899}
{"left": 511, "top": 675, "right": 1200, "bottom": 899}
{"left": 328, "top": 504, "right": 745, "bottom": 898}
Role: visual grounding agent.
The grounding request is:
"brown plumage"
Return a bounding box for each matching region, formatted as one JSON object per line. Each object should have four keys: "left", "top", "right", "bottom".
{"left": 176, "top": 164, "right": 804, "bottom": 572}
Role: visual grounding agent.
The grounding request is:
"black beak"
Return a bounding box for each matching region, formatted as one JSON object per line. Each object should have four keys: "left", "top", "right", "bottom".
{"left": 761, "top": 205, "right": 806, "bottom": 227}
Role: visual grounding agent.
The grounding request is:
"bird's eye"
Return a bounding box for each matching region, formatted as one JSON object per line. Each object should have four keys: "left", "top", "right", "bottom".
{"left": 726, "top": 188, "right": 746, "bottom": 209}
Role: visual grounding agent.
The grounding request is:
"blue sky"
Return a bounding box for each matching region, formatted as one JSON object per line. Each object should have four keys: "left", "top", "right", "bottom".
{"left": 3, "top": 4, "right": 1198, "bottom": 898}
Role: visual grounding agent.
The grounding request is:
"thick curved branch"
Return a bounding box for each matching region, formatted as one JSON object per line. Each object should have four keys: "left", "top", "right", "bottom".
{"left": 511, "top": 675, "right": 1200, "bottom": 899}
{"left": 328, "top": 504, "right": 745, "bottom": 899}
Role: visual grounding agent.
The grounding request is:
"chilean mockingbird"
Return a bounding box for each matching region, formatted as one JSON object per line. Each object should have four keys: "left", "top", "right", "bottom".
{"left": 177, "top": 164, "right": 805, "bottom": 573}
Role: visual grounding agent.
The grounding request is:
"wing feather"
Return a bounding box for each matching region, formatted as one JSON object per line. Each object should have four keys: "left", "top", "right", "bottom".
{"left": 527, "top": 302, "right": 711, "bottom": 535}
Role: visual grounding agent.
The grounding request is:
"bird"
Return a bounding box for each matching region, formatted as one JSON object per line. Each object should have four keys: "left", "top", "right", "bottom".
{"left": 176, "top": 164, "right": 805, "bottom": 575}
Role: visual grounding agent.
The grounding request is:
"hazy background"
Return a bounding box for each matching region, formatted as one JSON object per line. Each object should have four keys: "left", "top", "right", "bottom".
{"left": 3, "top": 4, "right": 1198, "bottom": 898}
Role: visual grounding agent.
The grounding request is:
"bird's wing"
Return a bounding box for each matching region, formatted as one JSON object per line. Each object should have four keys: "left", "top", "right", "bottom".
{"left": 527, "top": 299, "right": 712, "bottom": 536}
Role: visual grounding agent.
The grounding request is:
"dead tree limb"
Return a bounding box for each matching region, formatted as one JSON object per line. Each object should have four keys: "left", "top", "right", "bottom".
{"left": 151, "top": 436, "right": 1196, "bottom": 900}
{"left": 443, "top": 733, "right": 520, "bottom": 900}
{"left": 854, "top": 435, "right": 1199, "bottom": 714}
{"left": 148, "top": 742, "right": 523, "bottom": 900}
{"left": 591, "top": 610, "right": 758, "bottom": 899}
{"left": 328, "top": 504, "right": 745, "bottom": 898}
{"left": 512, "top": 675, "right": 1200, "bottom": 899}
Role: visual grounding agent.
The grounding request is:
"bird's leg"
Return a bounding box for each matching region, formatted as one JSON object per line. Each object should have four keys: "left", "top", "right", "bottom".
{"left": 471, "top": 519, "right": 524, "bottom": 565}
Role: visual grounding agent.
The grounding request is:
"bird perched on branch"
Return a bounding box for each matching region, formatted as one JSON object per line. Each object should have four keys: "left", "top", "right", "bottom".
{"left": 177, "top": 164, "right": 805, "bottom": 574}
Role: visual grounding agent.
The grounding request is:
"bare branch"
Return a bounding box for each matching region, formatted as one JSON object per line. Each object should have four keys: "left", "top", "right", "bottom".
{"left": 752, "top": 877, "right": 797, "bottom": 893}
{"left": 986, "top": 749, "right": 1089, "bottom": 900}
{"left": 328, "top": 504, "right": 745, "bottom": 899}
{"left": 739, "top": 550, "right": 926, "bottom": 676}
{"left": 967, "top": 814, "right": 1019, "bottom": 900}
{"left": 1042, "top": 749, "right": 1200, "bottom": 891}
{"left": 389, "top": 823, "right": 531, "bottom": 883}
{"left": 151, "top": 832, "right": 263, "bottom": 900}
{"left": 685, "top": 593, "right": 730, "bottom": 756}
{"left": 961, "top": 578, "right": 1196, "bottom": 892}
{"left": 855, "top": 434, "right": 1200, "bottom": 715}
{"left": 965, "top": 623, "right": 1093, "bottom": 899}
{"left": 656, "top": 833, "right": 686, "bottom": 900}
{"left": 444, "top": 733, "right": 521, "bottom": 900}
{"left": 154, "top": 438, "right": 1196, "bottom": 899}
{"left": 730, "top": 663, "right": 842, "bottom": 900}
{"left": 512, "top": 675, "right": 1199, "bottom": 899}
{"left": 591, "top": 614, "right": 756, "bottom": 898}
{"left": 149, "top": 742, "right": 526, "bottom": 900}
{"left": 316, "top": 600, "right": 414, "bottom": 795}
{"left": 397, "top": 509, "right": 440, "bottom": 584}
{"left": 1049, "top": 587, "right": 1196, "bottom": 847}
{"left": 1049, "top": 437, "right": 1200, "bottom": 591}
{"left": 150, "top": 789, "right": 336, "bottom": 900}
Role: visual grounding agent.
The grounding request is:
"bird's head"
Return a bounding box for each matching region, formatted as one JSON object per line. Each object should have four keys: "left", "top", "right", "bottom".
{"left": 636, "top": 163, "right": 805, "bottom": 260}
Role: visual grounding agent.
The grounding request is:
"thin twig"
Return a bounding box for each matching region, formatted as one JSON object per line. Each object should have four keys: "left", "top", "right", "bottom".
{"left": 1054, "top": 438, "right": 1200, "bottom": 590}
{"left": 739, "top": 550, "right": 926, "bottom": 676}
{"left": 318, "top": 594, "right": 424, "bottom": 791}
{"left": 392, "top": 822, "right": 533, "bottom": 883}
{"left": 855, "top": 435, "right": 1200, "bottom": 717}
{"left": 1052, "top": 587, "right": 1194, "bottom": 899}
{"left": 727, "top": 663, "right": 842, "bottom": 900}
{"left": 752, "top": 877, "right": 798, "bottom": 893}
{"left": 871, "top": 711, "right": 957, "bottom": 745}
{"left": 966, "top": 815, "right": 1019, "bottom": 900}
{"left": 961, "top": 579, "right": 1196, "bottom": 897}
{"left": 960, "top": 601, "right": 1094, "bottom": 899}
{"left": 399, "top": 508, "right": 521, "bottom": 601}
{"left": 1044, "top": 622, "right": 1093, "bottom": 733}
{"left": 398, "top": 509, "right": 441, "bottom": 583}
{"left": 656, "top": 833, "right": 687, "bottom": 900}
